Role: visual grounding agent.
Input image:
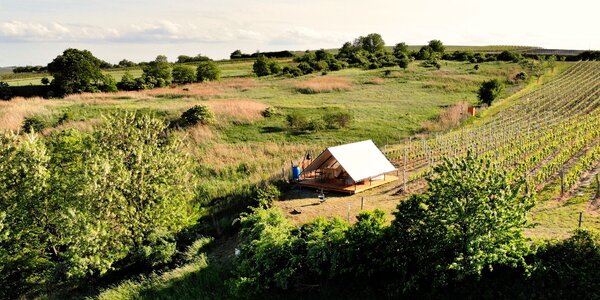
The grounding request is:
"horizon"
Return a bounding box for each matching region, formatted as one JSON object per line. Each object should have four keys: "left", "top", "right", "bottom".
{"left": 1, "top": 0, "right": 599, "bottom": 66}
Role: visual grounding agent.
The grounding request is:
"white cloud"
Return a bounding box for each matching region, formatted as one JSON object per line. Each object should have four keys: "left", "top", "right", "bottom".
{"left": 0, "top": 21, "right": 120, "bottom": 42}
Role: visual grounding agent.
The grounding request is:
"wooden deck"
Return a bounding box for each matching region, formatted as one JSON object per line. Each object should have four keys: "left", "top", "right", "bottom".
{"left": 298, "top": 175, "right": 398, "bottom": 194}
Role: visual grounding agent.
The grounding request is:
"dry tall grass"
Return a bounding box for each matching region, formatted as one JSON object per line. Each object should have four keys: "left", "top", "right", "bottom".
{"left": 204, "top": 99, "right": 267, "bottom": 124}
{"left": 295, "top": 76, "right": 352, "bottom": 94}
{"left": 367, "top": 77, "right": 385, "bottom": 85}
{"left": 0, "top": 97, "right": 53, "bottom": 131}
{"left": 422, "top": 101, "right": 470, "bottom": 132}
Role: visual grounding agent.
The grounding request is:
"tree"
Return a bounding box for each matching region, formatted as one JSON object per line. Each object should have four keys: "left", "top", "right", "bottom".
{"left": 253, "top": 56, "right": 272, "bottom": 77}
{"left": 117, "top": 71, "right": 138, "bottom": 91}
{"left": 478, "top": 79, "right": 504, "bottom": 105}
{"left": 354, "top": 33, "right": 386, "bottom": 53}
{"left": 0, "top": 82, "right": 11, "bottom": 100}
{"left": 398, "top": 57, "right": 410, "bottom": 69}
{"left": 117, "top": 59, "right": 136, "bottom": 68}
{"left": 230, "top": 50, "right": 243, "bottom": 59}
{"left": 172, "top": 65, "right": 197, "bottom": 84}
{"left": 196, "top": 61, "right": 221, "bottom": 82}
{"left": 41, "top": 77, "right": 50, "bottom": 85}
{"left": 47, "top": 48, "right": 113, "bottom": 95}
{"left": 142, "top": 55, "right": 172, "bottom": 87}
{"left": 428, "top": 39, "right": 445, "bottom": 53}
{"left": 389, "top": 153, "right": 533, "bottom": 290}
{"left": 393, "top": 42, "right": 410, "bottom": 59}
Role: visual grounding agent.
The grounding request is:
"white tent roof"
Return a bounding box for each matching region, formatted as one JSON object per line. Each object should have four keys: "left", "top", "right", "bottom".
{"left": 302, "top": 140, "right": 396, "bottom": 183}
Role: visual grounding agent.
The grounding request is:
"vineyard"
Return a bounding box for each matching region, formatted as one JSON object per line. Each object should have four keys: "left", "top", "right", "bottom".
{"left": 385, "top": 61, "right": 600, "bottom": 201}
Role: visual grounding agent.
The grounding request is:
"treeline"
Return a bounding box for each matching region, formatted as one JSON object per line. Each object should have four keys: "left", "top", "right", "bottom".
{"left": 231, "top": 154, "right": 600, "bottom": 299}
{"left": 230, "top": 50, "right": 294, "bottom": 59}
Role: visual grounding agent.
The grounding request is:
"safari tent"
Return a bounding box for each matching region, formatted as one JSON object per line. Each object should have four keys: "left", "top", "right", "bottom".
{"left": 299, "top": 140, "right": 398, "bottom": 194}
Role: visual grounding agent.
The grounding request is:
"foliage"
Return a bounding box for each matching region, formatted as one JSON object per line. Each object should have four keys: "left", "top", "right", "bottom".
{"left": 286, "top": 113, "right": 308, "bottom": 130}
{"left": 389, "top": 153, "right": 533, "bottom": 290}
{"left": 393, "top": 42, "right": 409, "bottom": 58}
{"left": 142, "top": 55, "right": 173, "bottom": 87}
{"left": 196, "top": 61, "right": 221, "bottom": 82}
{"left": 253, "top": 181, "right": 281, "bottom": 208}
{"left": 428, "top": 39, "right": 445, "bottom": 53}
{"left": 261, "top": 106, "right": 277, "bottom": 118}
{"left": 253, "top": 56, "right": 275, "bottom": 77}
{"left": 117, "top": 71, "right": 139, "bottom": 91}
{"left": 117, "top": 59, "right": 136, "bottom": 68}
{"left": 398, "top": 57, "right": 410, "bottom": 69}
{"left": 176, "top": 54, "right": 210, "bottom": 64}
{"left": 172, "top": 65, "right": 197, "bottom": 84}
{"left": 22, "top": 116, "right": 47, "bottom": 133}
{"left": 41, "top": 77, "right": 50, "bottom": 85}
{"left": 477, "top": 79, "right": 504, "bottom": 105}
{"left": 0, "top": 81, "right": 11, "bottom": 100}
{"left": 179, "top": 105, "right": 215, "bottom": 127}
{"left": 323, "top": 112, "right": 353, "bottom": 129}
{"left": 0, "top": 114, "right": 197, "bottom": 297}
{"left": 47, "top": 48, "right": 114, "bottom": 95}
{"left": 530, "top": 229, "right": 600, "bottom": 298}
{"left": 353, "top": 33, "right": 386, "bottom": 53}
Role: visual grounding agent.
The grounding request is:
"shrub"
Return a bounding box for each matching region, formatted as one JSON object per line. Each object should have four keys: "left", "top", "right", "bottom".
{"left": 172, "top": 65, "right": 197, "bottom": 84}
{"left": 252, "top": 56, "right": 272, "bottom": 77}
{"left": 515, "top": 72, "right": 528, "bottom": 81}
{"left": 196, "top": 61, "right": 221, "bottom": 82}
{"left": 323, "top": 112, "right": 353, "bottom": 129}
{"left": 478, "top": 79, "right": 504, "bottom": 105}
{"left": 253, "top": 181, "right": 281, "bottom": 208}
{"left": 286, "top": 113, "right": 308, "bottom": 130}
{"left": 261, "top": 106, "right": 277, "bottom": 118}
{"left": 180, "top": 105, "right": 215, "bottom": 126}
{"left": 282, "top": 66, "right": 303, "bottom": 77}
{"left": 297, "top": 62, "right": 313, "bottom": 75}
{"left": 398, "top": 58, "right": 410, "bottom": 69}
{"left": 22, "top": 116, "right": 46, "bottom": 133}
{"left": 305, "top": 118, "right": 326, "bottom": 131}
{"left": 0, "top": 82, "right": 11, "bottom": 100}
{"left": 268, "top": 61, "right": 282, "bottom": 75}
{"left": 498, "top": 50, "right": 521, "bottom": 62}
{"left": 142, "top": 55, "right": 173, "bottom": 87}
{"left": 117, "top": 71, "right": 138, "bottom": 90}
{"left": 183, "top": 237, "right": 214, "bottom": 263}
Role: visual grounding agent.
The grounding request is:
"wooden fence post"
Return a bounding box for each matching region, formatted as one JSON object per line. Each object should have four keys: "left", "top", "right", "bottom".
{"left": 361, "top": 197, "right": 364, "bottom": 210}
{"left": 579, "top": 212, "right": 583, "bottom": 228}
{"left": 596, "top": 174, "right": 600, "bottom": 199}
{"left": 560, "top": 168, "right": 565, "bottom": 196}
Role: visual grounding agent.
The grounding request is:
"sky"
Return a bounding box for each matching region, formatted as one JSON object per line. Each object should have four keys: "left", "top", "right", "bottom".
{"left": 1, "top": 0, "right": 599, "bottom": 66}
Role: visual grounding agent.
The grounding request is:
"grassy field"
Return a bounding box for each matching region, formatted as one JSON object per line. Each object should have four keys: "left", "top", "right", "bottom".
{"left": 8, "top": 59, "right": 595, "bottom": 299}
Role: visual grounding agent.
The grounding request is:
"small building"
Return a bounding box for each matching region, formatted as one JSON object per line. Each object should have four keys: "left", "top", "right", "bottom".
{"left": 299, "top": 140, "right": 398, "bottom": 194}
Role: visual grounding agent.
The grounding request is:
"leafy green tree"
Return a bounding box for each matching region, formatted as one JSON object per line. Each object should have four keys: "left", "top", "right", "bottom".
{"left": 0, "top": 82, "right": 11, "bottom": 100}
{"left": 172, "top": 65, "right": 197, "bottom": 84}
{"left": 393, "top": 42, "right": 410, "bottom": 58}
{"left": 0, "top": 132, "right": 52, "bottom": 297}
{"left": 117, "top": 59, "right": 136, "bottom": 68}
{"left": 117, "top": 71, "right": 138, "bottom": 90}
{"left": 196, "top": 61, "right": 221, "bottom": 82}
{"left": 354, "top": 33, "right": 386, "bottom": 53}
{"left": 389, "top": 153, "right": 533, "bottom": 290}
{"left": 230, "top": 49, "right": 243, "bottom": 59}
{"left": 428, "top": 39, "right": 445, "bottom": 53}
{"left": 47, "top": 48, "right": 113, "bottom": 95}
{"left": 478, "top": 79, "right": 504, "bottom": 105}
{"left": 142, "top": 55, "right": 172, "bottom": 87}
{"left": 252, "top": 56, "right": 272, "bottom": 77}
{"left": 398, "top": 57, "right": 410, "bottom": 69}
{"left": 416, "top": 45, "right": 434, "bottom": 60}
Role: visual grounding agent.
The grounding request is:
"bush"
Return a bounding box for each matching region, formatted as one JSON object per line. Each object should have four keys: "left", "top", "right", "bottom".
{"left": 172, "top": 65, "right": 197, "bottom": 84}
{"left": 179, "top": 105, "right": 215, "bottom": 126}
{"left": 0, "top": 82, "right": 11, "bottom": 100}
{"left": 117, "top": 71, "right": 138, "bottom": 91}
{"left": 398, "top": 58, "right": 410, "bottom": 69}
{"left": 253, "top": 181, "right": 281, "bottom": 208}
{"left": 142, "top": 55, "right": 173, "bottom": 87}
{"left": 196, "top": 61, "right": 221, "bottom": 82}
{"left": 252, "top": 56, "right": 272, "bottom": 77}
{"left": 22, "top": 116, "right": 46, "bottom": 133}
{"left": 478, "top": 79, "right": 504, "bottom": 105}
{"left": 305, "top": 118, "right": 326, "bottom": 131}
{"left": 498, "top": 50, "right": 521, "bottom": 62}
{"left": 268, "top": 61, "right": 282, "bottom": 75}
{"left": 323, "top": 112, "right": 353, "bottom": 129}
{"left": 282, "top": 66, "right": 303, "bottom": 77}
{"left": 297, "top": 62, "right": 313, "bottom": 75}
{"left": 286, "top": 113, "right": 308, "bottom": 130}
{"left": 261, "top": 106, "right": 277, "bottom": 118}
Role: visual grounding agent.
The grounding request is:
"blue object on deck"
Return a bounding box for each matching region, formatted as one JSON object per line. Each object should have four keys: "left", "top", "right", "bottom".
{"left": 292, "top": 166, "right": 301, "bottom": 180}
